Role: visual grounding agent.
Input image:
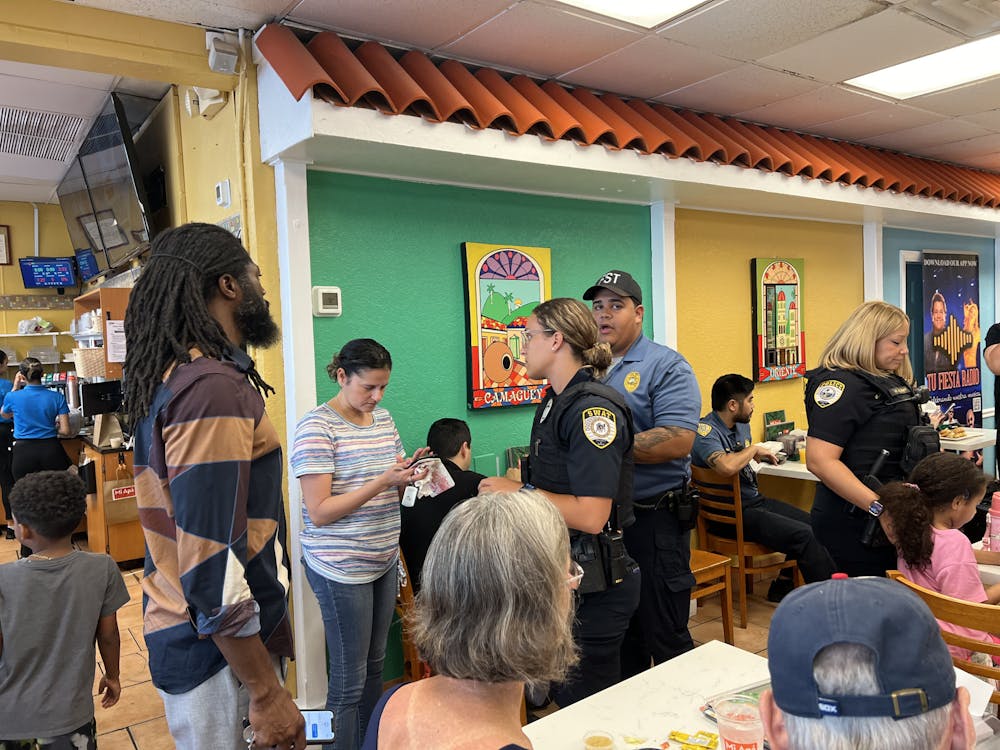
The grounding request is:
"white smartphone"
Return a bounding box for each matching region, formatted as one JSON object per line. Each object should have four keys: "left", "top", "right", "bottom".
{"left": 302, "top": 710, "right": 335, "bottom": 743}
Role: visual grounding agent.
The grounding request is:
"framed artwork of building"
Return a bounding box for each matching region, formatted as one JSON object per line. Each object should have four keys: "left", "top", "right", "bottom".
{"left": 462, "top": 242, "right": 551, "bottom": 409}
{"left": 751, "top": 258, "right": 805, "bottom": 382}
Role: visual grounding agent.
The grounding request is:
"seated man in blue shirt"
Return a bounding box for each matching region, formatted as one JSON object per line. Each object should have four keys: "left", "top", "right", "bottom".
{"left": 692, "top": 374, "right": 835, "bottom": 599}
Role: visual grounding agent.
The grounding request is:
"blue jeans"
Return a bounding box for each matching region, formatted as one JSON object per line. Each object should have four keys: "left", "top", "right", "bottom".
{"left": 304, "top": 561, "right": 397, "bottom": 750}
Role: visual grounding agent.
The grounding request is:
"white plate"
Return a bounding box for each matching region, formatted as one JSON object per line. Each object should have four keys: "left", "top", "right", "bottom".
{"left": 938, "top": 427, "right": 986, "bottom": 442}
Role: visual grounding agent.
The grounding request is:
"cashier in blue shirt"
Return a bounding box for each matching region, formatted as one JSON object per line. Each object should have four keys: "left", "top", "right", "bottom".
{"left": 0, "top": 350, "right": 13, "bottom": 539}
{"left": 1, "top": 357, "right": 71, "bottom": 481}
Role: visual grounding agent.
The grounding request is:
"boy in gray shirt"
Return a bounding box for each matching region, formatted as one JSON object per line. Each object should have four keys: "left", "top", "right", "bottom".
{"left": 0, "top": 471, "right": 129, "bottom": 748}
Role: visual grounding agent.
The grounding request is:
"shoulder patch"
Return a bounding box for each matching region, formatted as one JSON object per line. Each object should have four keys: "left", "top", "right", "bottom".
{"left": 697, "top": 422, "right": 712, "bottom": 437}
{"left": 814, "top": 379, "right": 846, "bottom": 408}
{"left": 623, "top": 371, "right": 641, "bottom": 392}
{"left": 581, "top": 407, "right": 617, "bottom": 449}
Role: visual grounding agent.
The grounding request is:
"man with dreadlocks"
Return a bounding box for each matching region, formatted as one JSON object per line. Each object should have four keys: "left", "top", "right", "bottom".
{"left": 125, "top": 223, "right": 304, "bottom": 749}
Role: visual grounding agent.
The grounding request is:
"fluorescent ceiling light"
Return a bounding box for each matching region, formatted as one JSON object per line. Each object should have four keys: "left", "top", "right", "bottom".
{"left": 846, "top": 33, "right": 1000, "bottom": 99}
{"left": 556, "top": 0, "right": 707, "bottom": 28}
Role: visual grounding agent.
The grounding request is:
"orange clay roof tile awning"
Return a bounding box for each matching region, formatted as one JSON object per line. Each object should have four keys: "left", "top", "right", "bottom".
{"left": 256, "top": 23, "right": 1000, "bottom": 210}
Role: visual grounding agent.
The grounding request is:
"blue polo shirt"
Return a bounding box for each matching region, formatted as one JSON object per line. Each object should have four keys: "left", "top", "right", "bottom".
{"left": 691, "top": 410, "right": 761, "bottom": 505}
{"left": 0, "top": 379, "right": 12, "bottom": 425}
{"left": 2, "top": 385, "right": 69, "bottom": 439}
{"left": 602, "top": 334, "right": 701, "bottom": 498}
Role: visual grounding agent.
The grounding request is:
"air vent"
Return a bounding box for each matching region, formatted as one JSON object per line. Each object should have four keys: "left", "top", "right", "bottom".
{"left": 0, "top": 105, "right": 84, "bottom": 162}
{"left": 905, "top": 0, "right": 1000, "bottom": 37}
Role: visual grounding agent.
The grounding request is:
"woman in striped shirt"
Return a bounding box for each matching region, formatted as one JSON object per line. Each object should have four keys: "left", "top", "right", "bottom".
{"left": 291, "top": 339, "right": 427, "bottom": 750}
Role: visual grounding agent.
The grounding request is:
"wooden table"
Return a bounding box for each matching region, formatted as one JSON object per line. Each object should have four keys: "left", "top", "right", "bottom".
{"left": 523, "top": 641, "right": 769, "bottom": 749}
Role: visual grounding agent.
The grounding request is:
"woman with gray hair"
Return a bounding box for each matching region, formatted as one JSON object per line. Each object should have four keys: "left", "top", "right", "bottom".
{"left": 360, "top": 490, "right": 579, "bottom": 750}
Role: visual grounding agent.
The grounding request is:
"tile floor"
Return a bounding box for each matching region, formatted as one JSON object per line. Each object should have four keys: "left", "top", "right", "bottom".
{"left": 0, "top": 532, "right": 781, "bottom": 748}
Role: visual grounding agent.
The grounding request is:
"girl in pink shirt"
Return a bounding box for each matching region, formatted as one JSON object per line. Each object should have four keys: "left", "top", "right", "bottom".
{"left": 881, "top": 452, "right": 1000, "bottom": 661}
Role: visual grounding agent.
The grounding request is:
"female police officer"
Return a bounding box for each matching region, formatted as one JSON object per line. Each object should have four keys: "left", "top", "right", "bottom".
{"left": 805, "top": 301, "right": 923, "bottom": 577}
{"left": 480, "top": 298, "right": 640, "bottom": 707}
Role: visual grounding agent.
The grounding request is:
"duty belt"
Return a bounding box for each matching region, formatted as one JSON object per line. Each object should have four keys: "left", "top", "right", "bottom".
{"left": 633, "top": 486, "right": 685, "bottom": 512}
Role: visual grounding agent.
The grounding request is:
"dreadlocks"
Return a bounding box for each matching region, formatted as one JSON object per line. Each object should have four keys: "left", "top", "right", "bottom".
{"left": 124, "top": 223, "right": 275, "bottom": 419}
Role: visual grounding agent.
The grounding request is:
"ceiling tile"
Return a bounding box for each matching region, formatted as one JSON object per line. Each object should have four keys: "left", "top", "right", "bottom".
{"left": 735, "top": 85, "right": 892, "bottom": 129}
{"left": 963, "top": 108, "right": 1000, "bottom": 131}
{"left": 760, "top": 9, "right": 964, "bottom": 83}
{"left": 439, "top": 3, "right": 641, "bottom": 78}
{"left": 808, "top": 104, "right": 943, "bottom": 141}
{"left": 0, "top": 60, "right": 113, "bottom": 91}
{"left": 73, "top": 0, "right": 293, "bottom": 29}
{"left": 859, "top": 118, "right": 992, "bottom": 151}
{"left": 658, "top": 0, "right": 883, "bottom": 62}
{"left": 286, "top": 0, "right": 513, "bottom": 50}
{"left": 656, "top": 64, "right": 820, "bottom": 114}
{"left": 961, "top": 152, "right": 1000, "bottom": 170}
{"left": 0, "top": 75, "right": 109, "bottom": 117}
{"left": 906, "top": 76, "right": 1000, "bottom": 117}
{"left": 560, "top": 36, "right": 740, "bottom": 99}
{"left": 918, "top": 133, "right": 1000, "bottom": 160}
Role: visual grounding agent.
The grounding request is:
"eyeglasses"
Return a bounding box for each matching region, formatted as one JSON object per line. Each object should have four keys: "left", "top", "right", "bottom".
{"left": 567, "top": 560, "right": 584, "bottom": 590}
{"left": 524, "top": 328, "right": 555, "bottom": 344}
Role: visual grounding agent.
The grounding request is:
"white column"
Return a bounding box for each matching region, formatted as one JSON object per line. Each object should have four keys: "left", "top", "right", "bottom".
{"left": 863, "top": 219, "right": 884, "bottom": 301}
{"left": 273, "top": 157, "right": 326, "bottom": 708}
{"left": 650, "top": 201, "right": 677, "bottom": 348}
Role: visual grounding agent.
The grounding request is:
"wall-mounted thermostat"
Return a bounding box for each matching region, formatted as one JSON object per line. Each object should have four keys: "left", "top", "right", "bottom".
{"left": 312, "top": 286, "right": 342, "bottom": 317}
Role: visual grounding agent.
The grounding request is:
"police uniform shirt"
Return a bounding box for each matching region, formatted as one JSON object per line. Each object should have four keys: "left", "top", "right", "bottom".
{"left": 533, "top": 368, "right": 630, "bottom": 502}
{"left": 986, "top": 324, "right": 1000, "bottom": 435}
{"left": 805, "top": 368, "right": 915, "bottom": 481}
{"left": 691, "top": 411, "right": 760, "bottom": 506}
{"left": 1, "top": 385, "right": 69, "bottom": 439}
{"left": 602, "top": 334, "right": 700, "bottom": 498}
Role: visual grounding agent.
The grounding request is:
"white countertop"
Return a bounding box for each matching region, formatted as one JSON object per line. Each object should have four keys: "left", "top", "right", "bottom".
{"left": 939, "top": 428, "right": 997, "bottom": 452}
{"left": 757, "top": 460, "right": 818, "bottom": 482}
{"left": 524, "top": 641, "right": 769, "bottom": 749}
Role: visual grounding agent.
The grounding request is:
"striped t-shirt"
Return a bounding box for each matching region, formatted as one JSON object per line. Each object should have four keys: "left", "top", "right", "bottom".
{"left": 291, "top": 403, "right": 404, "bottom": 584}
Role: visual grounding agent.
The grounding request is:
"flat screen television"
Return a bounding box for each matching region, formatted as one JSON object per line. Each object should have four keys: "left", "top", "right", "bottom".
{"left": 20, "top": 257, "right": 77, "bottom": 289}
{"left": 56, "top": 93, "right": 159, "bottom": 279}
{"left": 75, "top": 248, "right": 101, "bottom": 282}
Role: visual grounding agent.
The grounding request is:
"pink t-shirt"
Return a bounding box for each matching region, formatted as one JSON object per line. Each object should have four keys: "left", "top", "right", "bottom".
{"left": 898, "top": 527, "right": 996, "bottom": 660}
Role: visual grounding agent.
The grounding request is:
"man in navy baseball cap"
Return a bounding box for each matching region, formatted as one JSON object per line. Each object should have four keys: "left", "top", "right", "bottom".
{"left": 759, "top": 577, "right": 975, "bottom": 749}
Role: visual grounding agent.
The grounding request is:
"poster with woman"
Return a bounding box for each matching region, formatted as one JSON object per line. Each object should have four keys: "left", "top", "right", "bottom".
{"left": 462, "top": 242, "right": 552, "bottom": 409}
{"left": 922, "top": 252, "right": 982, "bottom": 436}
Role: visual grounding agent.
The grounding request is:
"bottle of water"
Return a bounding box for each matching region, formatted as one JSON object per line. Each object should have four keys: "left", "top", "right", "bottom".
{"left": 989, "top": 492, "right": 1000, "bottom": 552}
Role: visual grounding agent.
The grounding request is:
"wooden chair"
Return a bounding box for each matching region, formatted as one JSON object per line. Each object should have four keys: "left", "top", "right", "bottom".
{"left": 887, "top": 570, "right": 1000, "bottom": 704}
{"left": 690, "top": 548, "right": 735, "bottom": 645}
{"left": 395, "top": 552, "right": 429, "bottom": 682}
{"left": 691, "top": 464, "right": 803, "bottom": 628}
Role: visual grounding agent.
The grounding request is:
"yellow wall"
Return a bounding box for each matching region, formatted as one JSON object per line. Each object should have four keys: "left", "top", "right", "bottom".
{"left": 0, "top": 202, "right": 77, "bottom": 358}
{"left": 173, "top": 56, "right": 284, "bottom": 444}
{"left": 676, "top": 209, "right": 865, "bottom": 507}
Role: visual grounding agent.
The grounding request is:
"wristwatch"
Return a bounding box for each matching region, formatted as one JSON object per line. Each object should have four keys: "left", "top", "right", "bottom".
{"left": 867, "top": 500, "right": 884, "bottom": 518}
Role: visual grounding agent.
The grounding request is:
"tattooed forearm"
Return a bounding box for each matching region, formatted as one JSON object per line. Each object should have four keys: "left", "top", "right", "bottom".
{"left": 705, "top": 451, "right": 725, "bottom": 469}
{"left": 633, "top": 426, "right": 696, "bottom": 464}
{"left": 635, "top": 426, "right": 686, "bottom": 452}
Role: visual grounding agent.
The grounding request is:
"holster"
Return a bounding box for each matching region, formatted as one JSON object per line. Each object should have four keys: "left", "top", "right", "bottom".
{"left": 570, "top": 532, "right": 607, "bottom": 595}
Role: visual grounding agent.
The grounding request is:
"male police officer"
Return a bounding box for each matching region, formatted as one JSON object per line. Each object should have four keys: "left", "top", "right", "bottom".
{"left": 584, "top": 270, "right": 701, "bottom": 675}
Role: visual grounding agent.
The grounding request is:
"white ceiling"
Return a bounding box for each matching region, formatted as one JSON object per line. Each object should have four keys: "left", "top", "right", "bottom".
{"left": 9, "top": 0, "right": 1000, "bottom": 204}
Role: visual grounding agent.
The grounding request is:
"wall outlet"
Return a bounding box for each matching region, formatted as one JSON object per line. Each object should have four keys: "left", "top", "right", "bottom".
{"left": 215, "top": 179, "right": 231, "bottom": 208}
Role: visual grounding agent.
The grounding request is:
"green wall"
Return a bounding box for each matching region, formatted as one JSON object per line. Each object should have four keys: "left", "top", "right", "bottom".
{"left": 306, "top": 172, "right": 653, "bottom": 471}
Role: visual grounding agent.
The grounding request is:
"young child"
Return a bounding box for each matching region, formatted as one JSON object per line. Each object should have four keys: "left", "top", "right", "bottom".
{"left": 0, "top": 471, "right": 130, "bottom": 749}
{"left": 880, "top": 451, "right": 1000, "bottom": 660}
